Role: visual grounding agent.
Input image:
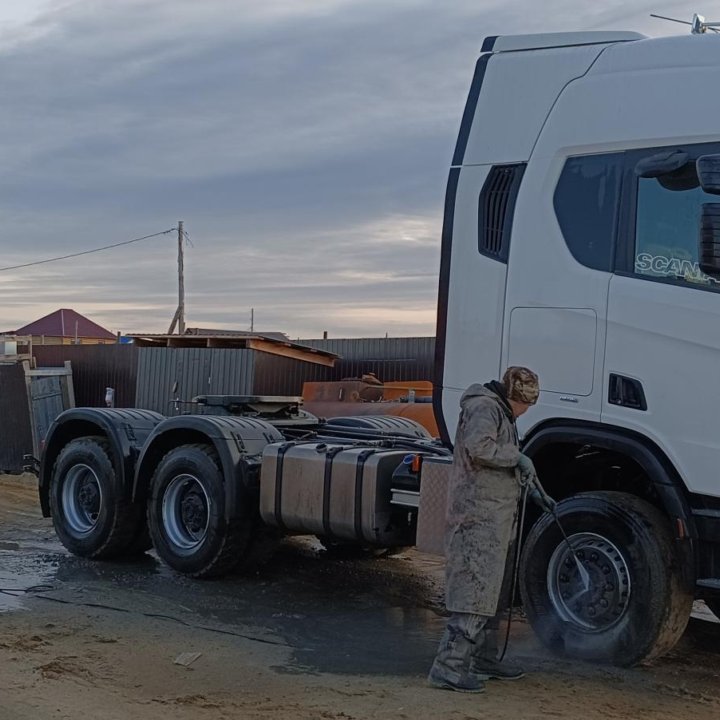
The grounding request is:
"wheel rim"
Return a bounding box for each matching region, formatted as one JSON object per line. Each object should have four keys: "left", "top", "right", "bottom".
{"left": 61, "top": 463, "right": 103, "bottom": 535}
{"left": 161, "top": 474, "right": 210, "bottom": 552}
{"left": 546, "top": 532, "right": 631, "bottom": 632}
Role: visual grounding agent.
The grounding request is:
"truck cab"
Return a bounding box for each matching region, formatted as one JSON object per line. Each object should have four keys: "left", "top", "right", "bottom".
{"left": 435, "top": 30, "right": 720, "bottom": 663}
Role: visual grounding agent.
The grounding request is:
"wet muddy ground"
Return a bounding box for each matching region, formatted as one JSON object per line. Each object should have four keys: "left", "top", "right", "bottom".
{"left": 1, "top": 473, "right": 720, "bottom": 720}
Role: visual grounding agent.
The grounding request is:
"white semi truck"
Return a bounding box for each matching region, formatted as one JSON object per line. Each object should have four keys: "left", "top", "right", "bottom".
{"left": 36, "top": 28, "right": 720, "bottom": 667}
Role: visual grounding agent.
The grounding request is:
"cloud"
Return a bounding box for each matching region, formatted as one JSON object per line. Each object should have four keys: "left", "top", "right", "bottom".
{"left": 0, "top": 0, "right": 700, "bottom": 336}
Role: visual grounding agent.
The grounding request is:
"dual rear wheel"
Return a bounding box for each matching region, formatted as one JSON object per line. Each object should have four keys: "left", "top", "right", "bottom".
{"left": 49, "top": 440, "right": 279, "bottom": 577}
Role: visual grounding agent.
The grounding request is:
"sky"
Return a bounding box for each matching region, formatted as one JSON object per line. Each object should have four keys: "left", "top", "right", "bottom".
{"left": 0, "top": 0, "right": 706, "bottom": 338}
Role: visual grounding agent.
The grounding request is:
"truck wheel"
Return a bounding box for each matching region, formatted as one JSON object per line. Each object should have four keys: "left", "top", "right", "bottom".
{"left": 147, "top": 444, "right": 250, "bottom": 578}
{"left": 49, "top": 436, "right": 143, "bottom": 559}
{"left": 520, "top": 491, "right": 692, "bottom": 666}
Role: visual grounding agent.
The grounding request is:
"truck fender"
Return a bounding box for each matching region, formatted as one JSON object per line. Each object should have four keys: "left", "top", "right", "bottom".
{"left": 523, "top": 421, "right": 695, "bottom": 531}
{"left": 522, "top": 420, "right": 697, "bottom": 586}
{"left": 38, "top": 408, "right": 165, "bottom": 517}
{"left": 132, "top": 415, "right": 283, "bottom": 522}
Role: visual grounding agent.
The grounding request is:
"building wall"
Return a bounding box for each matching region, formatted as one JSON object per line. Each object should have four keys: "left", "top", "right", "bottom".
{"left": 31, "top": 336, "right": 116, "bottom": 345}
{"left": 253, "top": 352, "right": 332, "bottom": 396}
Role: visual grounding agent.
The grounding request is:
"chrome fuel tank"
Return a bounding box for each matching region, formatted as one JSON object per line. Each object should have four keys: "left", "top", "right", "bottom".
{"left": 259, "top": 442, "right": 410, "bottom": 545}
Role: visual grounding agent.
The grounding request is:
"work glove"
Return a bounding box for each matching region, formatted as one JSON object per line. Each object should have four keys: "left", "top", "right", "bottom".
{"left": 517, "top": 453, "right": 536, "bottom": 481}
{"left": 527, "top": 477, "right": 557, "bottom": 515}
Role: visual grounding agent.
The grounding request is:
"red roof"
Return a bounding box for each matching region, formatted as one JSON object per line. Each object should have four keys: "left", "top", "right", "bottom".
{"left": 15, "top": 309, "right": 115, "bottom": 340}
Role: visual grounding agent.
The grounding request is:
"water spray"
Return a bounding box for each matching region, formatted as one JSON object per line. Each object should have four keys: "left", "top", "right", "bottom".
{"left": 529, "top": 477, "right": 591, "bottom": 592}
{"left": 499, "top": 474, "right": 590, "bottom": 662}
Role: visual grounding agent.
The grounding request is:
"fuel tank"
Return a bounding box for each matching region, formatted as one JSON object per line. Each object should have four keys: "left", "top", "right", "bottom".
{"left": 259, "top": 442, "right": 412, "bottom": 545}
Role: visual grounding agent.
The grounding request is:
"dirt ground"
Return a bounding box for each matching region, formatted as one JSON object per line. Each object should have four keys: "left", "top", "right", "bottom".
{"left": 1, "top": 474, "right": 719, "bottom": 720}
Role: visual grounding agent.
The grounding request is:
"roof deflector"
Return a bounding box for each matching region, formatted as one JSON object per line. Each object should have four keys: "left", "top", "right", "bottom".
{"left": 488, "top": 31, "right": 645, "bottom": 53}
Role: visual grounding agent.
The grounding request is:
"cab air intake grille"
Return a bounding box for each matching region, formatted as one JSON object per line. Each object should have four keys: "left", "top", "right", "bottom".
{"left": 478, "top": 164, "right": 525, "bottom": 262}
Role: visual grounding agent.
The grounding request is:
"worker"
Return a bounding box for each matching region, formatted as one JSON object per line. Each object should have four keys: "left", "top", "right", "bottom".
{"left": 428, "top": 366, "right": 542, "bottom": 693}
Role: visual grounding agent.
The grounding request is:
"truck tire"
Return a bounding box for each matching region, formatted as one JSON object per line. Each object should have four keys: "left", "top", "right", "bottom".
{"left": 147, "top": 444, "right": 250, "bottom": 578}
{"left": 520, "top": 491, "right": 692, "bottom": 666}
{"left": 323, "top": 415, "right": 431, "bottom": 439}
{"left": 49, "top": 436, "right": 144, "bottom": 559}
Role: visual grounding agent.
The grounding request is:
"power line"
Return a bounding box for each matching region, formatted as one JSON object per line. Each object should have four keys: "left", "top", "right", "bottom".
{"left": 0, "top": 227, "right": 177, "bottom": 273}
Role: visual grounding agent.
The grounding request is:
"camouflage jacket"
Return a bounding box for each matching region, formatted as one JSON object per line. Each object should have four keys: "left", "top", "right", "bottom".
{"left": 444, "top": 383, "right": 522, "bottom": 616}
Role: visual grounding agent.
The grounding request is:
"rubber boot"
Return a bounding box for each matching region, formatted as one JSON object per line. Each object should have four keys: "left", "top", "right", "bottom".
{"left": 470, "top": 618, "right": 525, "bottom": 681}
{"left": 427, "top": 615, "right": 486, "bottom": 693}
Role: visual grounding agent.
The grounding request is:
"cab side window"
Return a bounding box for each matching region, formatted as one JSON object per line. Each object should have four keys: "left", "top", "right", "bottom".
{"left": 554, "top": 153, "right": 623, "bottom": 271}
{"left": 634, "top": 171, "right": 720, "bottom": 287}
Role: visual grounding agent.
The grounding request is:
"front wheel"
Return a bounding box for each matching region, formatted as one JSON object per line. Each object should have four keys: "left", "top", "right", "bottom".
{"left": 147, "top": 444, "right": 250, "bottom": 578}
{"left": 520, "top": 491, "right": 692, "bottom": 666}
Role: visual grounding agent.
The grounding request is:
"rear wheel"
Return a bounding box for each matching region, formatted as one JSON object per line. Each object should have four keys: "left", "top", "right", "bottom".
{"left": 147, "top": 444, "right": 250, "bottom": 578}
{"left": 520, "top": 491, "right": 692, "bottom": 666}
{"left": 49, "top": 437, "right": 144, "bottom": 559}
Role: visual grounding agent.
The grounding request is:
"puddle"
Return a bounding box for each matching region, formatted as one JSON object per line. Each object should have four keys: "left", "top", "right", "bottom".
{"left": 0, "top": 550, "right": 56, "bottom": 613}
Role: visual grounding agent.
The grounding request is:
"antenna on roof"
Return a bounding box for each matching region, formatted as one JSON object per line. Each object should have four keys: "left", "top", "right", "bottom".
{"left": 650, "top": 12, "right": 720, "bottom": 33}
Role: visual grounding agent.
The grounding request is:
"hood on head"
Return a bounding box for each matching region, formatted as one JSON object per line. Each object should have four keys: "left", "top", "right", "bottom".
{"left": 460, "top": 381, "right": 514, "bottom": 420}
{"left": 460, "top": 383, "right": 495, "bottom": 405}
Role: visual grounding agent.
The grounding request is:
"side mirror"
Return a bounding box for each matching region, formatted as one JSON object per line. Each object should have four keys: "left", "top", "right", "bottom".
{"left": 699, "top": 203, "right": 720, "bottom": 278}
{"left": 636, "top": 149, "right": 698, "bottom": 191}
{"left": 697, "top": 155, "right": 720, "bottom": 195}
{"left": 635, "top": 149, "right": 688, "bottom": 178}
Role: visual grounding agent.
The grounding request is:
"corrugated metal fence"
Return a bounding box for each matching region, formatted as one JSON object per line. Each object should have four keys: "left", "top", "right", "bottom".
{"left": 253, "top": 352, "right": 332, "bottom": 396}
{"left": 135, "top": 348, "right": 255, "bottom": 415}
{"left": 298, "top": 337, "right": 435, "bottom": 382}
{"left": 0, "top": 364, "right": 33, "bottom": 473}
{"left": 32, "top": 337, "right": 436, "bottom": 417}
{"left": 34, "top": 344, "right": 138, "bottom": 408}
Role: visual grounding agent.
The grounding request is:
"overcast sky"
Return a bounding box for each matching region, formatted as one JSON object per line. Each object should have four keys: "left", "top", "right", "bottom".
{"left": 0, "top": 1, "right": 702, "bottom": 338}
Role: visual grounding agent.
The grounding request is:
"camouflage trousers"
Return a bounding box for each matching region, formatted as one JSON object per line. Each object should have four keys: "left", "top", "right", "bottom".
{"left": 428, "top": 613, "right": 501, "bottom": 685}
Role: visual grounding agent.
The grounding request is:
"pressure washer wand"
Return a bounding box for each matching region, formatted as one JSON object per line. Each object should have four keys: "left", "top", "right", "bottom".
{"left": 500, "top": 473, "right": 593, "bottom": 661}
{"left": 550, "top": 506, "right": 590, "bottom": 591}
{"left": 528, "top": 475, "right": 591, "bottom": 591}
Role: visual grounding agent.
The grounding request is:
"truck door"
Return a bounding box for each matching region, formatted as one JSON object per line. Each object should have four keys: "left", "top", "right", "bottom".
{"left": 503, "top": 151, "right": 623, "bottom": 429}
{"left": 604, "top": 142, "right": 720, "bottom": 497}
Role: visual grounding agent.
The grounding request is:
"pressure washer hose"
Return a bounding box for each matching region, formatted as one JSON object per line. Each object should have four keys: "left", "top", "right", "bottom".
{"left": 498, "top": 481, "right": 530, "bottom": 662}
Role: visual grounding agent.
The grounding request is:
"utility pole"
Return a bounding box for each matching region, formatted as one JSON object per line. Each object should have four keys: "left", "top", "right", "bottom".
{"left": 177, "top": 221, "right": 185, "bottom": 334}
{"left": 168, "top": 221, "right": 186, "bottom": 334}
{"left": 250, "top": 308, "right": 254, "bottom": 333}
